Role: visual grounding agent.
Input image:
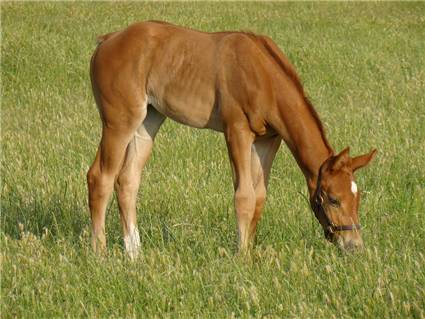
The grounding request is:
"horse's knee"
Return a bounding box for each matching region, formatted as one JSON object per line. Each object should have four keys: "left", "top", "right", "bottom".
{"left": 87, "top": 165, "right": 98, "bottom": 191}
{"left": 255, "top": 184, "right": 266, "bottom": 205}
{"left": 234, "top": 186, "right": 256, "bottom": 218}
{"left": 87, "top": 164, "right": 113, "bottom": 204}
{"left": 87, "top": 164, "right": 100, "bottom": 199}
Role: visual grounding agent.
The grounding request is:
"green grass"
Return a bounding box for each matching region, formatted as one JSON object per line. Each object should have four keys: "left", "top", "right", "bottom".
{"left": 2, "top": 2, "right": 424, "bottom": 318}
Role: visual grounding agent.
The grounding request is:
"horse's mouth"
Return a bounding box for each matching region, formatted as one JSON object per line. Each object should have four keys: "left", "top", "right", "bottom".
{"left": 324, "top": 229, "right": 364, "bottom": 252}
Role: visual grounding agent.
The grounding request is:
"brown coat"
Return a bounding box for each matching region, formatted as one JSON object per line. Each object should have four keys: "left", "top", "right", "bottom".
{"left": 88, "top": 21, "right": 376, "bottom": 257}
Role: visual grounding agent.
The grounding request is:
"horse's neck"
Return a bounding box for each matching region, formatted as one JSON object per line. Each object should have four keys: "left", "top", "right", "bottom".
{"left": 273, "top": 98, "right": 333, "bottom": 196}
{"left": 296, "top": 132, "right": 332, "bottom": 197}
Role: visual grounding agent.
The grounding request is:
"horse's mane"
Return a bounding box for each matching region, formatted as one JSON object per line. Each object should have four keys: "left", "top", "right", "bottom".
{"left": 256, "top": 34, "right": 334, "bottom": 154}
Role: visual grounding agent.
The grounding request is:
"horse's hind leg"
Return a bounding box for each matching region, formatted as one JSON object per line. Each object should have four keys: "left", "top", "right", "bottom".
{"left": 115, "top": 107, "right": 165, "bottom": 259}
{"left": 87, "top": 100, "right": 147, "bottom": 254}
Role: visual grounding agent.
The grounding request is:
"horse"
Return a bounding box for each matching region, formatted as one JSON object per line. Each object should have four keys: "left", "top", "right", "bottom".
{"left": 87, "top": 21, "right": 376, "bottom": 258}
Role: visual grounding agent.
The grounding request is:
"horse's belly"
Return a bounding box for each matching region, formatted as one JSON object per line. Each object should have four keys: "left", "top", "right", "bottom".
{"left": 147, "top": 94, "right": 224, "bottom": 132}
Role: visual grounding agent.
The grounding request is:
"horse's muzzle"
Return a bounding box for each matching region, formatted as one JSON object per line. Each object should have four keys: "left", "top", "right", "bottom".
{"left": 325, "top": 229, "right": 364, "bottom": 252}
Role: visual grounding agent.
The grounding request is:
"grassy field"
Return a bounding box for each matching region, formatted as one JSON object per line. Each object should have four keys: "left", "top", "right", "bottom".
{"left": 2, "top": 2, "right": 424, "bottom": 318}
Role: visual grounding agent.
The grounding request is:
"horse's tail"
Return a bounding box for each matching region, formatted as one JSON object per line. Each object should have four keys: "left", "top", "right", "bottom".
{"left": 90, "top": 32, "right": 119, "bottom": 113}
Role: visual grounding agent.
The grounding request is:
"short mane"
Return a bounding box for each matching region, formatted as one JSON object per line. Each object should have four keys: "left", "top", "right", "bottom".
{"left": 258, "top": 36, "right": 334, "bottom": 154}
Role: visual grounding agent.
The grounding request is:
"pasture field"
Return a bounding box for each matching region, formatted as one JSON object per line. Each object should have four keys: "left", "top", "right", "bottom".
{"left": 1, "top": 2, "right": 424, "bottom": 318}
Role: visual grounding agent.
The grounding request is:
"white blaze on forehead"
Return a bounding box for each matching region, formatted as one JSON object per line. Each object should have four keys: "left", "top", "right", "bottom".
{"left": 351, "top": 181, "right": 358, "bottom": 195}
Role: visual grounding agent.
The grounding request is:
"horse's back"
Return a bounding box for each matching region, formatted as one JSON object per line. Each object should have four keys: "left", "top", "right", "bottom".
{"left": 91, "top": 21, "right": 283, "bottom": 134}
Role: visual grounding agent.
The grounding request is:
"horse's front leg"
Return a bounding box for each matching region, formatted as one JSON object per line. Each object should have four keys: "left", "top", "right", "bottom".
{"left": 224, "top": 124, "right": 256, "bottom": 252}
{"left": 249, "top": 136, "right": 281, "bottom": 242}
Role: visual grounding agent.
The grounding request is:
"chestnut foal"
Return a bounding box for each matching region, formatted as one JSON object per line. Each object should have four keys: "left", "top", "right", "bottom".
{"left": 88, "top": 21, "right": 376, "bottom": 258}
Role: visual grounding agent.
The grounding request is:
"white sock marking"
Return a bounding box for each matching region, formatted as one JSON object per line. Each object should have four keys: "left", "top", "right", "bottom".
{"left": 124, "top": 224, "right": 141, "bottom": 259}
{"left": 351, "top": 181, "right": 358, "bottom": 195}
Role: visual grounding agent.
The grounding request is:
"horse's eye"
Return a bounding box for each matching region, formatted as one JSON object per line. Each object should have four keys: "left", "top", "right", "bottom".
{"left": 328, "top": 195, "right": 340, "bottom": 207}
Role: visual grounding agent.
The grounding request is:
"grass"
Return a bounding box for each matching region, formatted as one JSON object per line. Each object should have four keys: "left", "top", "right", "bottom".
{"left": 1, "top": 2, "right": 424, "bottom": 318}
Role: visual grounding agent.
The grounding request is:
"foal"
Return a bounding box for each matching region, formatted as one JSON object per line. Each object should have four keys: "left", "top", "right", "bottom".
{"left": 87, "top": 21, "right": 376, "bottom": 258}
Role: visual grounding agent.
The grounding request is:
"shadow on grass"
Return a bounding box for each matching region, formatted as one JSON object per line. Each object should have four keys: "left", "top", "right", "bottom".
{"left": 1, "top": 189, "right": 238, "bottom": 256}
{"left": 1, "top": 190, "right": 90, "bottom": 244}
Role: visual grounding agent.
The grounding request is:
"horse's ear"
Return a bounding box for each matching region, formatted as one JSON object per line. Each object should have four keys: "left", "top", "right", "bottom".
{"left": 351, "top": 149, "right": 377, "bottom": 172}
{"left": 330, "top": 147, "right": 350, "bottom": 171}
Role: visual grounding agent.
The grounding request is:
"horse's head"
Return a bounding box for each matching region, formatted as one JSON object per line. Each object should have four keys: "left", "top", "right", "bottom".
{"left": 311, "top": 147, "right": 377, "bottom": 251}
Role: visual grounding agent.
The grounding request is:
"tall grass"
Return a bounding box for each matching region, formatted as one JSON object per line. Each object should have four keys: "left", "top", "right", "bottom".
{"left": 2, "top": 2, "right": 424, "bottom": 317}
